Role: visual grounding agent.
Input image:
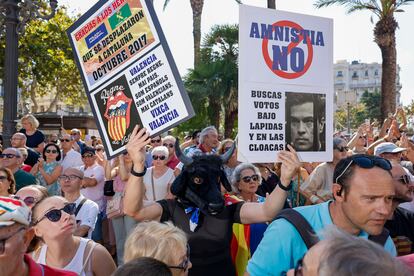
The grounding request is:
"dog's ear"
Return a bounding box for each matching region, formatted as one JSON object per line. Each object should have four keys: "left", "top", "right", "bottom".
{"left": 171, "top": 170, "right": 188, "bottom": 197}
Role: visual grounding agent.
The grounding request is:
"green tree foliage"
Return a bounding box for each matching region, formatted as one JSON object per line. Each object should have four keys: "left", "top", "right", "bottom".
{"left": 178, "top": 24, "right": 238, "bottom": 138}
{"left": 0, "top": 8, "right": 86, "bottom": 112}
{"left": 360, "top": 90, "right": 381, "bottom": 121}
{"left": 335, "top": 103, "right": 366, "bottom": 131}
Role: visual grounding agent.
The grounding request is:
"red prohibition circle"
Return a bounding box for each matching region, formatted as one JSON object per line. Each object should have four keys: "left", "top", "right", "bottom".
{"left": 262, "top": 20, "right": 313, "bottom": 79}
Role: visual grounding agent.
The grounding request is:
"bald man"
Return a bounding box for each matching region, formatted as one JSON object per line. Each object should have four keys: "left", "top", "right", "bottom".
{"left": 60, "top": 167, "right": 99, "bottom": 238}
{"left": 10, "top": 132, "right": 39, "bottom": 166}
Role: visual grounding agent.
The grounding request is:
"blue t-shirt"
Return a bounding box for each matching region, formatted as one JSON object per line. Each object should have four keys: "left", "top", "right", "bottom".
{"left": 247, "top": 201, "right": 397, "bottom": 276}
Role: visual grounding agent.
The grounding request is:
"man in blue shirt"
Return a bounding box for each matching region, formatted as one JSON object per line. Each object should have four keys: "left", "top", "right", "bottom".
{"left": 247, "top": 155, "right": 397, "bottom": 275}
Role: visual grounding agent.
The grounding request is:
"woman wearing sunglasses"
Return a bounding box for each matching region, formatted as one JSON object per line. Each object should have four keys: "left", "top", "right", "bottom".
{"left": 0, "top": 167, "right": 16, "bottom": 197}
{"left": 31, "top": 196, "right": 116, "bottom": 276}
{"left": 30, "top": 143, "right": 63, "bottom": 196}
{"left": 124, "top": 221, "right": 192, "bottom": 276}
{"left": 224, "top": 163, "right": 268, "bottom": 276}
{"left": 143, "top": 146, "right": 175, "bottom": 201}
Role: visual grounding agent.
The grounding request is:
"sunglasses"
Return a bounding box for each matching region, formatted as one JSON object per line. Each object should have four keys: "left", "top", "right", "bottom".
{"left": 82, "top": 153, "right": 94, "bottom": 158}
{"left": 163, "top": 143, "right": 174, "bottom": 148}
{"left": 58, "top": 175, "right": 82, "bottom": 182}
{"left": 241, "top": 174, "right": 259, "bottom": 183}
{"left": 33, "top": 203, "right": 76, "bottom": 225}
{"left": 13, "top": 195, "right": 37, "bottom": 207}
{"left": 0, "top": 227, "right": 25, "bottom": 254}
{"left": 152, "top": 155, "right": 166, "bottom": 160}
{"left": 394, "top": 174, "right": 411, "bottom": 185}
{"left": 335, "top": 146, "right": 349, "bottom": 152}
{"left": 45, "top": 149, "right": 58, "bottom": 154}
{"left": 0, "top": 153, "right": 17, "bottom": 159}
{"left": 335, "top": 156, "right": 392, "bottom": 184}
{"left": 60, "top": 139, "right": 71, "bottom": 142}
{"left": 151, "top": 139, "right": 161, "bottom": 143}
{"left": 294, "top": 257, "right": 303, "bottom": 276}
{"left": 169, "top": 244, "right": 191, "bottom": 271}
{"left": 96, "top": 148, "right": 104, "bottom": 152}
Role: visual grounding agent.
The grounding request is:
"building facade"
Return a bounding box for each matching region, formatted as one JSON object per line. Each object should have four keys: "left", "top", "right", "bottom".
{"left": 334, "top": 60, "right": 401, "bottom": 108}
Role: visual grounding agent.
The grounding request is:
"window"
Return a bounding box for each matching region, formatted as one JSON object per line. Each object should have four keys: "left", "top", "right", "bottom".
{"left": 40, "top": 106, "right": 45, "bottom": 112}
{"left": 365, "top": 70, "right": 368, "bottom": 77}
{"left": 374, "top": 70, "right": 378, "bottom": 76}
{"left": 352, "top": 71, "right": 358, "bottom": 79}
{"left": 337, "top": 71, "right": 343, "bottom": 77}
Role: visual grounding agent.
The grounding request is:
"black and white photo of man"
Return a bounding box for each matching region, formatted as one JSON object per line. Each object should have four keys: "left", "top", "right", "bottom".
{"left": 285, "top": 92, "right": 326, "bottom": 152}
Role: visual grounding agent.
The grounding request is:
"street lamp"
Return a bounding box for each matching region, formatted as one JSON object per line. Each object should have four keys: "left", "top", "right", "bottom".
{"left": 0, "top": 0, "right": 58, "bottom": 147}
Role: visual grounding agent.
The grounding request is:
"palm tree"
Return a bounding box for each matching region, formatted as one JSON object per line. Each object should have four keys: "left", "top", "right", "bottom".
{"left": 314, "top": 0, "right": 413, "bottom": 122}
{"left": 162, "top": 0, "right": 241, "bottom": 68}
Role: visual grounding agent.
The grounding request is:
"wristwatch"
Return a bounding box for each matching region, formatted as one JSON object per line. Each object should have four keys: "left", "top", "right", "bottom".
{"left": 130, "top": 166, "right": 147, "bottom": 177}
{"left": 278, "top": 181, "right": 293, "bottom": 191}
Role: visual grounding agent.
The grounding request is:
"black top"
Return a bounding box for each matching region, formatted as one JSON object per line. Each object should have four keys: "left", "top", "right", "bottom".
{"left": 19, "top": 129, "right": 45, "bottom": 148}
{"left": 158, "top": 199, "right": 244, "bottom": 276}
{"left": 385, "top": 207, "right": 414, "bottom": 254}
{"left": 25, "top": 147, "right": 40, "bottom": 167}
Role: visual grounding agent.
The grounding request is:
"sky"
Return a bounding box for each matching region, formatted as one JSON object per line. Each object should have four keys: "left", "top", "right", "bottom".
{"left": 60, "top": 0, "right": 414, "bottom": 105}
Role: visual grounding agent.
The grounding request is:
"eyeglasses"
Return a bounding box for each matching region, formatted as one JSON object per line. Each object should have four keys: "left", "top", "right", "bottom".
{"left": 82, "top": 153, "right": 94, "bottom": 158}
{"left": 0, "top": 175, "right": 8, "bottom": 181}
{"left": 71, "top": 133, "right": 79, "bottom": 136}
{"left": 335, "top": 146, "right": 349, "bottom": 152}
{"left": 0, "top": 153, "right": 17, "bottom": 159}
{"left": 45, "top": 149, "right": 58, "bottom": 154}
{"left": 335, "top": 156, "right": 392, "bottom": 184}
{"left": 151, "top": 139, "right": 161, "bottom": 143}
{"left": 169, "top": 244, "right": 191, "bottom": 271}
{"left": 241, "top": 174, "right": 259, "bottom": 183}
{"left": 394, "top": 174, "right": 412, "bottom": 185}
{"left": 58, "top": 175, "right": 82, "bottom": 182}
{"left": 163, "top": 143, "right": 174, "bottom": 148}
{"left": 60, "top": 139, "right": 71, "bottom": 142}
{"left": 0, "top": 227, "right": 25, "bottom": 254}
{"left": 152, "top": 155, "right": 166, "bottom": 160}
{"left": 33, "top": 203, "right": 76, "bottom": 225}
{"left": 96, "top": 148, "right": 104, "bottom": 152}
{"left": 12, "top": 195, "right": 37, "bottom": 207}
{"left": 294, "top": 258, "right": 303, "bottom": 276}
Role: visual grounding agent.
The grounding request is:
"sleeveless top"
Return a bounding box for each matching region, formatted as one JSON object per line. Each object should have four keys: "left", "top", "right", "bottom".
{"left": 36, "top": 238, "right": 96, "bottom": 276}
{"left": 36, "top": 161, "right": 61, "bottom": 196}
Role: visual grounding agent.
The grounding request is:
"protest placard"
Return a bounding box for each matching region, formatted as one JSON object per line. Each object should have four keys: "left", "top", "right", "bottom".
{"left": 67, "top": 0, "right": 194, "bottom": 158}
{"left": 238, "top": 5, "right": 333, "bottom": 163}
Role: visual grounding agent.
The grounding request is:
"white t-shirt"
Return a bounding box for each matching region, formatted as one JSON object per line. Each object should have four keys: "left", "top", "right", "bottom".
{"left": 80, "top": 163, "right": 105, "bottom": 212}
{"left": 61, "top": 149, "right": 84, "bottom": 171}
{"left": 74, "top": 194, "right": 99, "bottom": 239}
{"left": 143, "top": 167, "right": 175, "bottom": 201}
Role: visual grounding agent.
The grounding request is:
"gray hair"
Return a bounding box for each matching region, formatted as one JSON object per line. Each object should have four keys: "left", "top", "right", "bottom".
{"left": 199, "top": 126, "right": 217, "bottom": 144}
{"left": 333, "top": 137, "right": 346, "bottom": 149}
{"left": 162, "top": 135, "right": 176, "bottom": 143}
{"left": 13, "top": 133, "right": 27, "bottom": 142}
{"left": 151, "top": 146, "right": 169, "bottom": 159}
{"left": 21, "top": 114, "right": 40, "bottom": 128}
{"left": 231, "top": 163, "right": 262, "bottom": 193}
{"left": 4, "top": 147, "right": 21, "bottom": 158}
{"left": 318, "top": 227, "right": 411, "bottom": 276}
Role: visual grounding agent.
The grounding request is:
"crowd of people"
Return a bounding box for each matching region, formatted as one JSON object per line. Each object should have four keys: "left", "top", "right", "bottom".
{"left": 0, "top": 110, "right": 414, "bottom": 275}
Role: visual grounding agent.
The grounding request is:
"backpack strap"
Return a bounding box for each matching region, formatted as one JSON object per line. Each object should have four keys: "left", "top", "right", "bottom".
{"left": 369, "top": 228, "right": 390, "bottom": 246}
{"left": 274, "top": 209, "right": 320, "bottom": 249}
{"left": 75, "top": 198, "right": 87, "bottom": 216}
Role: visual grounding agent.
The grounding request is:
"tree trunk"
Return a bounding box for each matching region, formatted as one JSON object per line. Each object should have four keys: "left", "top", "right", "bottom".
{"left": 224, "top": 108, "right": 237, "bottom": 138}
{"left": 374, "top": 16, "right": 397, "bottom": 123}
{"left": 46, "top": 86, "right": 61, "bottom": 112}
{"left": 190, "top": 0, "right": 204, "bottom": 68}
{"left": 29, "top": 79, "right": 38, "bottom": 113}
{"left": 208, "top": 95, "right": 221, "bottom": 130}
